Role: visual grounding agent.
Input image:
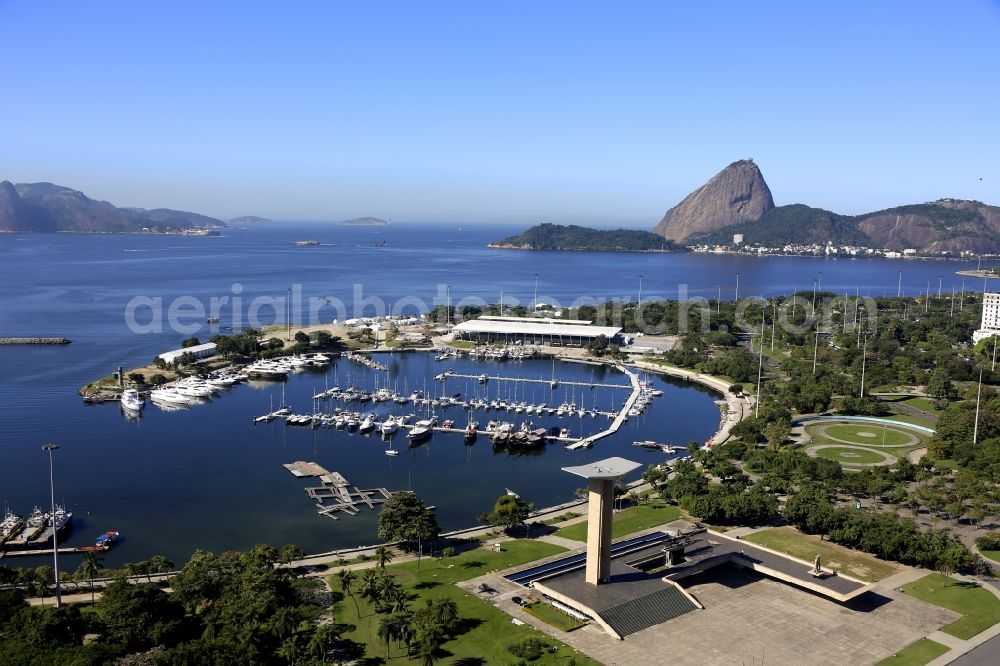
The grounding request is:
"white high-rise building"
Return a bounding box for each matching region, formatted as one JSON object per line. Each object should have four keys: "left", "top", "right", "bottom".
{"left": 973, "top": 292, "right": 1000, "bottom": 343}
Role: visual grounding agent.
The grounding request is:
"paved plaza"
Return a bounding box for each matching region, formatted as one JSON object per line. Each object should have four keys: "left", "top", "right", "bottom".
{"left": 470, "top": 565, "right": 958, "bottom": 666}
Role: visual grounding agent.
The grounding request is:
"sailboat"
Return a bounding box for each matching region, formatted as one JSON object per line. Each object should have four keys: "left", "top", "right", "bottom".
{"left": 385, "top": 437, "right": 399, "bottom": 456}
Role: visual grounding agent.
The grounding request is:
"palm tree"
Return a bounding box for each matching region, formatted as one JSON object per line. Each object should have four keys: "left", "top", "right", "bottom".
{"left": 385, "top": 586, "right": 410, "bottom": 614}
{"left": 149, "top": 554, "right": 175, "bottom": 579}
{"left": 375, "top": 545, "right": 393, "bottom": 570}
{"left": 377, "top": 614, "right": 398, "bottom": 659}
{"left": 306, "top": 624, "right": 337, "bottom": 662}
{"left": 31, "top": 567, "right": 52, "bottom": 602}
{"left": 359, "top": 569, "right": 382, "bottom": 610}
{"left": 335, "top": 569, "right": 360, "bottom": 616}
{"left": 430, "top": 597, "right": 458, "bottom": 632}
{"left": 76, "top": 551, "right": 104, "bottom": 603}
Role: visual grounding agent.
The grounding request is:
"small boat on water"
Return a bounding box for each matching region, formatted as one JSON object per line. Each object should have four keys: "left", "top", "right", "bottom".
{"left": 380, "top": 415, "right": 401, "bottom": 436}
{"left": 0, "top": 510, "right": 24, "bottom": 543}
{"left": 120, "top": 388, "right": 144, "bottom": 412}
{"left": 359, "top": 413, "right": 376, "bottom": 433}
{"left": 408, "top": 416, "right": 436, "bottom": 442}
{"left": 464, "top": 419, "right": 478, "bottom": 443}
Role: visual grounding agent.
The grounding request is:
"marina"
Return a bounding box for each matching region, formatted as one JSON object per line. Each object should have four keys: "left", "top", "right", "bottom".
{"left": 5, "top": 223, "right": 965, "bottom": 564}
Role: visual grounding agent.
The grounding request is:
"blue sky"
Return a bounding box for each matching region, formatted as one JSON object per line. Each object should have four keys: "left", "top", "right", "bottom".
{"left": 1, "top": 1, "right": 998, "bottom": 223}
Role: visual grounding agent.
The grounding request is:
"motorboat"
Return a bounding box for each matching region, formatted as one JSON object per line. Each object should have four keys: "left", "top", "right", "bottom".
{"left": 380, "top": 416, "right": 400, "bottom": 436}
{"left": 359, "top": 413, "right": 377, "bottom": 433}
{"left": 120, "top": 388, "right": 144, "bottom": 412}
{"left": 150, "top": 388, "right": 192, "bottom": 405}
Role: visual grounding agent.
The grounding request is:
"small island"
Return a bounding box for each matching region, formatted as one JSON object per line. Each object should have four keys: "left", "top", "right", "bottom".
{"left": 339, "top": 217, "right": 389, "bottom": 226}
{"left": 489, "top": 223, "right": 688, "bottom": 252}
{"left": 229, "top": 215, "right": 272, "bottom": 225}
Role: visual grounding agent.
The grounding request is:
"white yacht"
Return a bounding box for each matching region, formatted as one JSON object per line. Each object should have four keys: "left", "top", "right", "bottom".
{"left": 120, "top": 388, "right": 144, "bottom": 412}
{"left": 359, "top": 413, "right": 376, "bottom": 433}
{"left": 150, "top": 388, "right": 192, "bottom": 405}
{"left": 380, "top": 416, "right": 400, "bottom": 436}
{"left": 173, "top": 382, "right": 215, "bottom": 399}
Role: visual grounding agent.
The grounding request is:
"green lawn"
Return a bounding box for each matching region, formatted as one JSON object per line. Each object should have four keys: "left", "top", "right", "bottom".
{"left": 523, "top": 602, "right": 586, "bottom": 632}
{"left": 874, "top": 638, "right": 949, "bottom": 666}
{"left": 885, "top": 412, "right": 938, "bottom": 429}
{"left": 814, "top": 446, "right": 888, "bottom": 465}
{"left": 901, "top": 574, "right": 1000, "bottom": 639}
{"left": 902, "top": 397, "right": 946, "bottom": 416}
{"left": 329, "top": 539, "right": 600, "bottom": 665}
{"left": 981, "top": 550, "right": 1000, "bottom": 565}
{"left": 743, "top": 527, "right": 898, "bottom": 582}
{"left": 823, "top": 424, "right": 916, "bottom": 446}
{"left": 554, "top": 501, "right": 682, "bottom": 542}
{"left": 536, "top": 511, "right": 583, "bottom": 526}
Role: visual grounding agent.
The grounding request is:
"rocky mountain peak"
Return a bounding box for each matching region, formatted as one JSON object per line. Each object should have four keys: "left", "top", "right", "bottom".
{"left": 653, "top": 159, "right": 775, "bottom": 242}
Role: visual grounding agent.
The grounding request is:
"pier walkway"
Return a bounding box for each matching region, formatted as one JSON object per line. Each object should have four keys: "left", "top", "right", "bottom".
{"left": 440, "top": 371, "right": 630, "bottom": 390}
{"left": 566, "top": 365, "right": 641, "bottom": 450}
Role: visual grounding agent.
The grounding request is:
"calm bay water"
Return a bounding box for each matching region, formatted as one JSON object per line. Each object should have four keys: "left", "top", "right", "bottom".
{"left": 0, "top": 223, "right": 984, "bottom": 566}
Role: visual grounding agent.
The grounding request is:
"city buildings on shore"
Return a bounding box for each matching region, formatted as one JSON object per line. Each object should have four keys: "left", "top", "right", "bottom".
{"left": 973, "top": 292, "right": 1000, "bottom": 343}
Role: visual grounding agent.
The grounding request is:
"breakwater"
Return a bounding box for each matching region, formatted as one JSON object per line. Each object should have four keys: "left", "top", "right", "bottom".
{"left": 0, "top": 337, "right": 71, "bottom": 345}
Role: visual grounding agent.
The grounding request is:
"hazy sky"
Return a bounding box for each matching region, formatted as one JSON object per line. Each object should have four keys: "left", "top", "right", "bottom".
{"left": 1, "top": 1, "right": 998, "bottom": 224}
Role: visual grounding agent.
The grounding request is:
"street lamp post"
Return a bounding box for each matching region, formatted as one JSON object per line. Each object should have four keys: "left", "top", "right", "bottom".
{"left": 42, "top": 443, "right": 61, "bottom": 607}
{"left": 735, "top": 272, "right": 740, "bottom": 302}
{"left": 859, "top": 334, "right": 868, "bottom": 397}
{"left": 974, "top": 368, "right": 984, "bottom": 445}
{"left": 755, "top": 319, "right": 764, "bottom": 418}
{"left": 533, "top": 273, "right": 538, "bottom": 313}
{"left": 897, "top": 270, "right": 902, "bottom": 298}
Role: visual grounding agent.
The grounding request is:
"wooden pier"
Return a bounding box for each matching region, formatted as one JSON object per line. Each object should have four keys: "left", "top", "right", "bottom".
{"left": 565, "top": 365, "right": 642, "bottom": 450}
{"left": 439, "top": 371, "right": 630, "bottom": 390}
{"left": 283, "top": 460, "right": 330, "bottom": 477}
{"left": 288, "top": 466, "right": 395, "bottom": 520}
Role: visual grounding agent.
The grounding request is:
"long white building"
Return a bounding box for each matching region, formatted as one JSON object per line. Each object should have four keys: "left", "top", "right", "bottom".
{"left": 158, "top": 342, "right": 217, "bottom": 365}
{"left": 452, "top": 316, "right": 621, "bottom": 347}
{"left": 973, "top": 292, "right": 1000, "bottom": 343}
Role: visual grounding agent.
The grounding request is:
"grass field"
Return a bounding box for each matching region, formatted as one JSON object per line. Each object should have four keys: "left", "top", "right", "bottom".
{"left": 873, "top": 638, "right": 950, "bottom": 666}
{"left": 902, "top": 397, "right": 946, "bottom": 416}
{"left": 981, "top": 550, "right": 1000, "bottom": 564}
{"left": 523, "top": 601, "right": 587, "bottom": 631}
{"left": 884, "top": 412, "right": 938, "bottom": 429}
{"left": 554, "top": 501, "right": 682, "bottom": 542}
{"left": 822, "top": 423, "right": 916, "bottom": 446}
{"left": 743, "top": 526, "right": 898, "bottom": 582}
{"left": 329, "top": 539, "right": 601, "bottom": 665}
{"left": 901, "top": 574, "right": 1000, "bottom": 639}
{"left": 814, "top": 446, "right": 889, "bottom": 465}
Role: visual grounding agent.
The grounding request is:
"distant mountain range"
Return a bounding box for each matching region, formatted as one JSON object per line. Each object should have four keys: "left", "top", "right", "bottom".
{"left": 0, "top": 181, "right": 225, "bottom": 233}
{"left": 490, "top": 223, "right": 687, "bottom": 252}
{"left": 654, "top": 160, "right": 1000, "bottom": 253}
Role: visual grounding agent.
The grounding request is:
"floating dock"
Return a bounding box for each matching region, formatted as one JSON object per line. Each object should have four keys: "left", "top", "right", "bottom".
{"left": 284, "top": 464, "right": 395, "bottom": 519}
{"left": 0, "top": 337, "right": 71, "bottom": 345}
{"left": 0, "top": 544, "right": 111, "bottom": 559}
{"left": 439, "top": 371, "right": 630, "bottom": 390}
{"left": 283, "top": 461, "right": 330, "bottom": 477}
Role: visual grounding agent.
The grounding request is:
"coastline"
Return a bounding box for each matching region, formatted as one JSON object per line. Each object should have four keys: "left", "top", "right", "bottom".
{"left": 486, "top": 243, "right": 683, "bottom": 253}
{"left": 956, "top": 269, "right": 999, "bottom": 278}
